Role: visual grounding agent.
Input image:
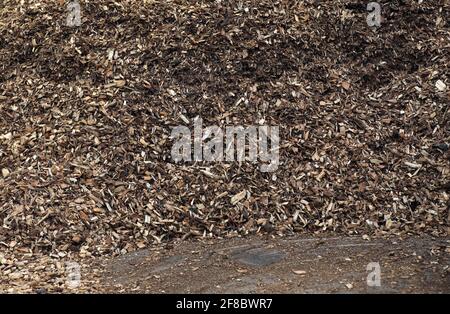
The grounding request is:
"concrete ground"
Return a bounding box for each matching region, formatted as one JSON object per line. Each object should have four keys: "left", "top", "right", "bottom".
{"left": 100, "top": 235, "right": 449, "bottom": 293}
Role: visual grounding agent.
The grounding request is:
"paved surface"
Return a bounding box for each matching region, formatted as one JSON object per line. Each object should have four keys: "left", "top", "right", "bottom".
{"left": 101, "top": 235, "right": 449, "bottom": 293}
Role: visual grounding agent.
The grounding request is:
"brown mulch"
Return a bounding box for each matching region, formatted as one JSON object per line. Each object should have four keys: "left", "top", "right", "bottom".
{"left": 0, "top": 0, "right": 449, "bottom": 292}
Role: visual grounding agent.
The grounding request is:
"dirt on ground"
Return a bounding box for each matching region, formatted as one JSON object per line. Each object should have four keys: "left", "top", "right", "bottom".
{"left": 97, "top": 235, "right": 450, "bottom": 293}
